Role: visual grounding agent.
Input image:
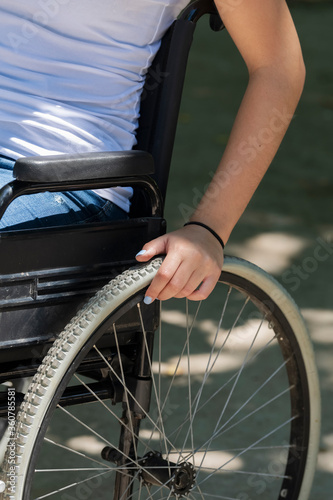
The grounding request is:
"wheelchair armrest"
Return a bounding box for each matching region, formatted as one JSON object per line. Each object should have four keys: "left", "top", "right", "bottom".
{"left": 0, "top": 150, "right": 163, "bottom": 221}
{"left": 13, "top": 150, "right": 154, "bottom": 183}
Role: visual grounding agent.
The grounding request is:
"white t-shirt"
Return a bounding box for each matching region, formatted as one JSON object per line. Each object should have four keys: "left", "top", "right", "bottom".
{"left": 0, "top": 0, "right": 189, "bottom": 211}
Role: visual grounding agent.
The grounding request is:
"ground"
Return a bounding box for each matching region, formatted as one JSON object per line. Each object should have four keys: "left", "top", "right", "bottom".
{"left": 165, "top": 3, "right": 333, "bottom": 497}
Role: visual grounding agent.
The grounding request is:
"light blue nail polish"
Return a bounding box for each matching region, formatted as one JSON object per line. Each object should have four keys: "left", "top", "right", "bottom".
{"left": 136, "top": 250, "right": 147, "bottom": 257}
{"left": 144, "top": 296, "right": 153, "bottom": 305}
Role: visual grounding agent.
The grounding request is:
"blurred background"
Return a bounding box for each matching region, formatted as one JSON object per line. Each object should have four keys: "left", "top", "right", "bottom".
{"left": 165, "top": 1, "right": 333, "bottom": 497}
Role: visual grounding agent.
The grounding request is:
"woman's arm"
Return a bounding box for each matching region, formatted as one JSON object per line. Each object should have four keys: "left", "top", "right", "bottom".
{"left": 136, "top": 0, "right": 305, "bottom": 303}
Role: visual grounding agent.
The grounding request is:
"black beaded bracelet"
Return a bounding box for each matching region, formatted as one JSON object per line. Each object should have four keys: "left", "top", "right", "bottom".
{"left": 184, "top": 221, "right": 225, "bottom": 250}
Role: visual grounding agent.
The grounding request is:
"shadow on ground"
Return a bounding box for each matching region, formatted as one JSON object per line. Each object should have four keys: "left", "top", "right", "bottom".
{"left": 166, "top": 3, "right": 333, "bottom": 498}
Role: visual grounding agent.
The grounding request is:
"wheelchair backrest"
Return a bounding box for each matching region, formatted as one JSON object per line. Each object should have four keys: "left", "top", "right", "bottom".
{"left": 136, "top": 0, "right": 223, "bottom": 202}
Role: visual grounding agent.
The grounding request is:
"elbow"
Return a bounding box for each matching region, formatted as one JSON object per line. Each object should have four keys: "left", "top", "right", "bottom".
{"left": 292, "top": 53, "right": 306, "bottom": 101}
{"left": 277, "top": 60, "right": 306, "bottom": 111}
{"left": 249, "top": 53, "right": 306, "bottom": 107}
{"left": 281, "top": 43, "right": 306, "bottom": 103}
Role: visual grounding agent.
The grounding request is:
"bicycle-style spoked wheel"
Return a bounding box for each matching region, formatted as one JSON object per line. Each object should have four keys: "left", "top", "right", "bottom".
{"left": 1, "top": 257, "right": 319, "bottom": 500}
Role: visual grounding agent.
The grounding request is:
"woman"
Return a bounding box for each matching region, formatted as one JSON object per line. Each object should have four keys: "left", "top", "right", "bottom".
{"left": 0, "top": 0, "right": 305, "bottom": 302}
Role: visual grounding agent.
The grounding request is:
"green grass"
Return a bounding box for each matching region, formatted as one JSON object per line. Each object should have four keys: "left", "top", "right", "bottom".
{"left": 166, "top": 2, "right": 333, "bottom": 296}
{"left": 165, "top": 5, "right": 333, "bottom": 498}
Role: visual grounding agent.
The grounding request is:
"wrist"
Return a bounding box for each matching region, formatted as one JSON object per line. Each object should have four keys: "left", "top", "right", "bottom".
{"left": 184, "top": 221, "right": 225, "bottom": 250}
{"left": 189, "top": 213, "right": 231, "bottom": 245}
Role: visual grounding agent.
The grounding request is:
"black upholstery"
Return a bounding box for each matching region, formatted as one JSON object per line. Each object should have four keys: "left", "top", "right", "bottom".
{"left": 13, "top": 151, "right": 154, "bottom": 183}
{"left": 136, "top": 0, "right": 223, "bottom": 201}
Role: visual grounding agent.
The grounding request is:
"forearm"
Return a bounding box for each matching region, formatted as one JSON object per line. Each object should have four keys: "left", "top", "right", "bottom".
{"left": 191, "top": 64, "right": 305, "bottom": 243}
{"left": 137, "top": 0, "right": 305, "bottom": 303}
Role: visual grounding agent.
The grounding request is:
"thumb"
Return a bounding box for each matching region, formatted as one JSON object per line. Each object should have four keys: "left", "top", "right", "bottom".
{"left": 135, "top": 235, "right": 168, "bottom": 262}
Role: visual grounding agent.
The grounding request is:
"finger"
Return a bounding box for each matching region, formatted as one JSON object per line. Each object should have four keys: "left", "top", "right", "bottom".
{"left": 144, "top": 255, "right": 183, "bottom": 303}
{"left": 173, "top": 268, "right": 207, "bottom": 299}
{"left": 186, "top": 274, "right": 220, "bottom": 302}
{"left": 154, "top": 259, "right": 206, "bottom": 302}
{"left": 135, "top": 235, "right": 168, "bottom": 261}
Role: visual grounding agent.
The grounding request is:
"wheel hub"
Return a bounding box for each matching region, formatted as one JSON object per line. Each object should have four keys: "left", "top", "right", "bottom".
{"left": 102, "top": 448, "right": 196, "bottom": 497}
{"left": 140, "top": 451, "right": 196, "bottom": 496}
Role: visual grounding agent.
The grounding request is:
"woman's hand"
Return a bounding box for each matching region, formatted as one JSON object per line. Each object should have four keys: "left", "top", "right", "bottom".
{"left": 135, "top": 224, "right": 224, "bottom": 303}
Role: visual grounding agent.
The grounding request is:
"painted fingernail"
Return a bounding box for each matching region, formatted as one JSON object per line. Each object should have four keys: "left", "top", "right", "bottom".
{"left": 136, "top": 250, "right": 147, "bottom": 257}
{"left": 144, "top": 296, "right": 153, "bottom": 305}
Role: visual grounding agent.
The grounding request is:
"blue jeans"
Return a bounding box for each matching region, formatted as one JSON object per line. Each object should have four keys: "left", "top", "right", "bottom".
{"left": 0, "top": 155, "right": 127, "bottom": 230}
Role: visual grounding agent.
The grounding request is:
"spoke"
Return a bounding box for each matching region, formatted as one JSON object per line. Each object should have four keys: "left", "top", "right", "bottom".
{"left": 195, "top": 482, "right": 206, "bottom": 500}
{"left": 36, "top": 468, "right": 111, "bottom": 472}
{"left": 196, "top": 286, "right": 232, "bottom": 377}
{"left": 44, "top": 410, "right": 175, "bottom": 500}
{"left": 93, "top": 345, "right": 177, "bottom": 454}
{"left": 144, "top": 300, "right": 203, "bottom": 463}
{"left": 182, "top": 384, "right": 294, "bottom": 463}
{"left": 57, "top": 404, "right": 114, "bottom": 447}
{"left": 208, "top": 358, "right": 292, "bottom": 438}
{"left": 191, "top": 332, "right": 277, "bottom": 421}
{"left": 146, "top": 485, "right": 154, "bottom": 500}
{"left": 72, "top": 373, "right": 156, "bottom": 456}
{"left": 197, "top": 415, "right": 296, "bottom": 487}
{"left": 113, "top": 322, "right": 138, "bottom": 462}
{"left": 181, "top": 379, "right": 294, "bottom": 470}
{"left": 197, "top": 300, "right": 260, "bottom": 476}
{"left": 38, "top": 464, "right": 191, "bottom": 472}
{"left": 158, "top": 300, "right": 162, "bottom": 448}
{"left": 212, "top": 386, "right": 294, "bottom": 447}
{"left": 118, "top": 471, "right": 139, "bottom": 500}
{"left": 134, "top": 473, "right": 175, "bottom": 500}
{"left": 179, "top": 299, "right": 195, "bottom": 462}
{"left": 137, "top": 304, "right": 170, "bottom": 469}
{"left": 37, "top": 462, "right": 195, "bottom": 470}
{"left": 191, "top": 492, "right": 241, "bottom": 500}
{"left": 152, "top": 301, "right": 202, "bottom": 458}
{"left": 56, "top": 404, "right": 142, "bottom": 473}
{"left": 55, "top": 404, "right": 189, "bottom": 498}
{"left": 163, "top": 486, "right": 174, "bottom": 500}
{"left": 147, "top": 485, "right": 155, "bottom": 500}
{"left": 160, "top": 301, "right": 202, "bottom": 419}
{"left": 34, "top": 470, "right": 112, "bottom": 500}
{"left": 165, "top": 488, "right": 174, "bottom": 500}
{"left": 210, "top": 444, "right": 294, "bottom": 452}
{"left": 138, "top": 477, "right": 143, "bottom": 500}
{"left": 194, "top": 467, "right": 290, "bottom": 479}
{"left": 167, "top": 331, "right": 277, "bottom": 446}
{"left": 43, "top": 436, "right": 114, "bottom": 470}
{"left": 177, "top": 289, "right": 232, "bottom": 460}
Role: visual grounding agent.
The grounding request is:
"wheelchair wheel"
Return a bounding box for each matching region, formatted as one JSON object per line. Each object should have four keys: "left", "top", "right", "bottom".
{"left": 1, "top": 257, "right": 319, "bottom": 500}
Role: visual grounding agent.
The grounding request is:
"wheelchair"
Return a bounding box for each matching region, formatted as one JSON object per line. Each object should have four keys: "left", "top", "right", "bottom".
{"left": 0, "top": 1, "right": 320, "bottom": 499}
